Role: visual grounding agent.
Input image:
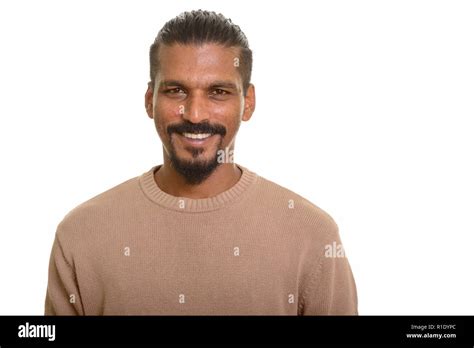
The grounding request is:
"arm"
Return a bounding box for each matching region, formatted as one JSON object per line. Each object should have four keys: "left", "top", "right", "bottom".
{"left": 44, "top": 234, "right": 84, "bottom": 315}
{"left": 300, "top": 251, "right": 358, "bottom": 315}
{"left": 299, "top": 227, "right": 358, "bottom": 315}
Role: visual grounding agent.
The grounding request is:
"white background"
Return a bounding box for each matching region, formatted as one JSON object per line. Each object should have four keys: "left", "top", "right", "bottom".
{"left": 0, "top": 0, "right": 473, "bottom": 315}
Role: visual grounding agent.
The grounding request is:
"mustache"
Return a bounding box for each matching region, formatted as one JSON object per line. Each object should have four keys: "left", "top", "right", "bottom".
{"left": 167, "top": 121, "right": 227, "bottom": 137}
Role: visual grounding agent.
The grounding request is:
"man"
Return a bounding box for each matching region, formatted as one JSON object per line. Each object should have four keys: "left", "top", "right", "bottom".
{"left": 44, "top": 10, "right": 358, "bottom": 315}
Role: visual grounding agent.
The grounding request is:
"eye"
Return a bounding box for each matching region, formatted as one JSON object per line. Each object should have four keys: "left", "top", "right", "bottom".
{"left": 210, "top": 89, "right": 229, "bottom": 96}
{"left": 164, "top": 88, "right": 186, "bottom": 95}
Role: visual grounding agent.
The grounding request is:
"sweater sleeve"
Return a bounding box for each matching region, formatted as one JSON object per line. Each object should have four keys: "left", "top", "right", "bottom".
{"left": 299, "top": 226, "right": 359, "bottom": 315}
{"left": 44, "top": 233, "right": 84, "bottom": 315}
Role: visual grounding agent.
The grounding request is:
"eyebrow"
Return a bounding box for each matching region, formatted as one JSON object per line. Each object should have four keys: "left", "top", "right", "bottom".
{"left": 159, "top": 80, "right": 238, "bottom": 90}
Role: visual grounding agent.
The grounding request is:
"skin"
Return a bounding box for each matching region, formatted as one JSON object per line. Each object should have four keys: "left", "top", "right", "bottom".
{"left": 145, "top": 43, "right": 256, "bottom": 199}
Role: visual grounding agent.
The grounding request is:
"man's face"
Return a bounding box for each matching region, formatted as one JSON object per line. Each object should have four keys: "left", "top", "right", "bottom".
{"left": 145, "top": 43, "right": 255, "bottom": 184}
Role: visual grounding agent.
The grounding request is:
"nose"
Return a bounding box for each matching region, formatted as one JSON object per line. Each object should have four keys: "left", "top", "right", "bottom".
{"left": 181, "top": 92, "right": 210, "bottom": 123}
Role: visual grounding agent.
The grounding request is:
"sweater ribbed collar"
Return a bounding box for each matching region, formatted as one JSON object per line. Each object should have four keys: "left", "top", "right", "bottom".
{"left": 139, "top": 163, "right": 258, "bottom": 213}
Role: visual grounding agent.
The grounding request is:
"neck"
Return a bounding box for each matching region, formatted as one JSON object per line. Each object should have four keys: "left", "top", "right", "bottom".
{"left": 154, "top": 156, "right": 242, "bottom": 199}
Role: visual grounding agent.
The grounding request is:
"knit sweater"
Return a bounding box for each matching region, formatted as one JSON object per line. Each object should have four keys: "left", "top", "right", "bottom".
{"left": 44, "top": 164, "right": 358, "bottom": 315}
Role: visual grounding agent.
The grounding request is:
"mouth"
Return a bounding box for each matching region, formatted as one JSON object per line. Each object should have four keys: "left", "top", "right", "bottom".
{"left": 175, "top": 132, "right": 219, "bottom": 146}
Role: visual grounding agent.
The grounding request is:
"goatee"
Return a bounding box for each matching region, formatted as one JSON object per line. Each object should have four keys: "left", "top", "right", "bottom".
{"left": 169, "top": 146, "right": 222, "bottom": 185}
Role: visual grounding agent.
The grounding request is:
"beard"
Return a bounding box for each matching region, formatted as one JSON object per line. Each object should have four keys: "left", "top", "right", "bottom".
{"left": 165, "top": 120, "right": 228, "bottom": 185}
{"left": 168, "top": 140, "right": 223, "bottom": 185}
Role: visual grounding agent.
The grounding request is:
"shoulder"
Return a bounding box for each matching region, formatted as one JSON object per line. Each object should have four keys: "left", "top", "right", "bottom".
{"left": 254, "top": 173, "right": 341, "bottom": 243}
{"left": 55, "top": 173, "right": 142, "bottom": 242}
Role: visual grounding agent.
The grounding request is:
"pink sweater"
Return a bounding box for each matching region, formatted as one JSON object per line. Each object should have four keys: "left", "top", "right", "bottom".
{"left": 44, "top": 164, "right": 358, "bottom": 315}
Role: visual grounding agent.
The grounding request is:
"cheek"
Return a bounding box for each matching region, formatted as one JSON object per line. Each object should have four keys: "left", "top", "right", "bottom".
{"left": 227, "top": 117, "right": 242, "bottom": 140}
{"left": 214, "top": 101, "right": 242, "bottom": 124}
{"left": 153, "top": 102, "right": 181, "bottom": 138}
{"left": 216, "top": 105, "right": 242, "bottom": 143}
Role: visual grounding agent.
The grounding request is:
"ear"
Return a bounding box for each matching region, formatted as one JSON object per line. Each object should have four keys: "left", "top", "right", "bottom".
{"left": 145, "top": 81, "right": 154, "bottom": 119}
{"left": 242, "top": 83, "right": 256, "bottom": 122}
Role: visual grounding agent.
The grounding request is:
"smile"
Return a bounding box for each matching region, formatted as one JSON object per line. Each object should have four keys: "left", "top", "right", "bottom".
{"left": 182, "top": 132, "right": 212, "bottom": 140}
{"left": 175, "top": 132, "right": 219, "bottom": 147}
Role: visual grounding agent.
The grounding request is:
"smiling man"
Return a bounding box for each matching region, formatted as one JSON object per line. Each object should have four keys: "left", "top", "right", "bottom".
{"left": 44, "top": 10, "right": 358, "bottom": 315}
{"left": 146, "top": 41, "right": 251, "bottom": 192}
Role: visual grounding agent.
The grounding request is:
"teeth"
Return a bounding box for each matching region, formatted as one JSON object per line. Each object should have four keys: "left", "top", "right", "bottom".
{"left": 182, "top": 133, "right": 212, "bottom": 140}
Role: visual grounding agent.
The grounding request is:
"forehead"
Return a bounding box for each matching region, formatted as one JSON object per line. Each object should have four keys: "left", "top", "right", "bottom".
{"left": 157, "top": 43, "right": 242, "bottom": 86}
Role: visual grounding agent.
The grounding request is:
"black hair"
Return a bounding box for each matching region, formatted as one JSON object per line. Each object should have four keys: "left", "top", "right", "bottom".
{"left": 149, "top": 9, "right": 252, "bottom": 95}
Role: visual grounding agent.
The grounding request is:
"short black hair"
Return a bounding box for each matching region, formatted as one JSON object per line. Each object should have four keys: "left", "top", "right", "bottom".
{"left": 149, "top": 9, "right": 252, "bottom": 95}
